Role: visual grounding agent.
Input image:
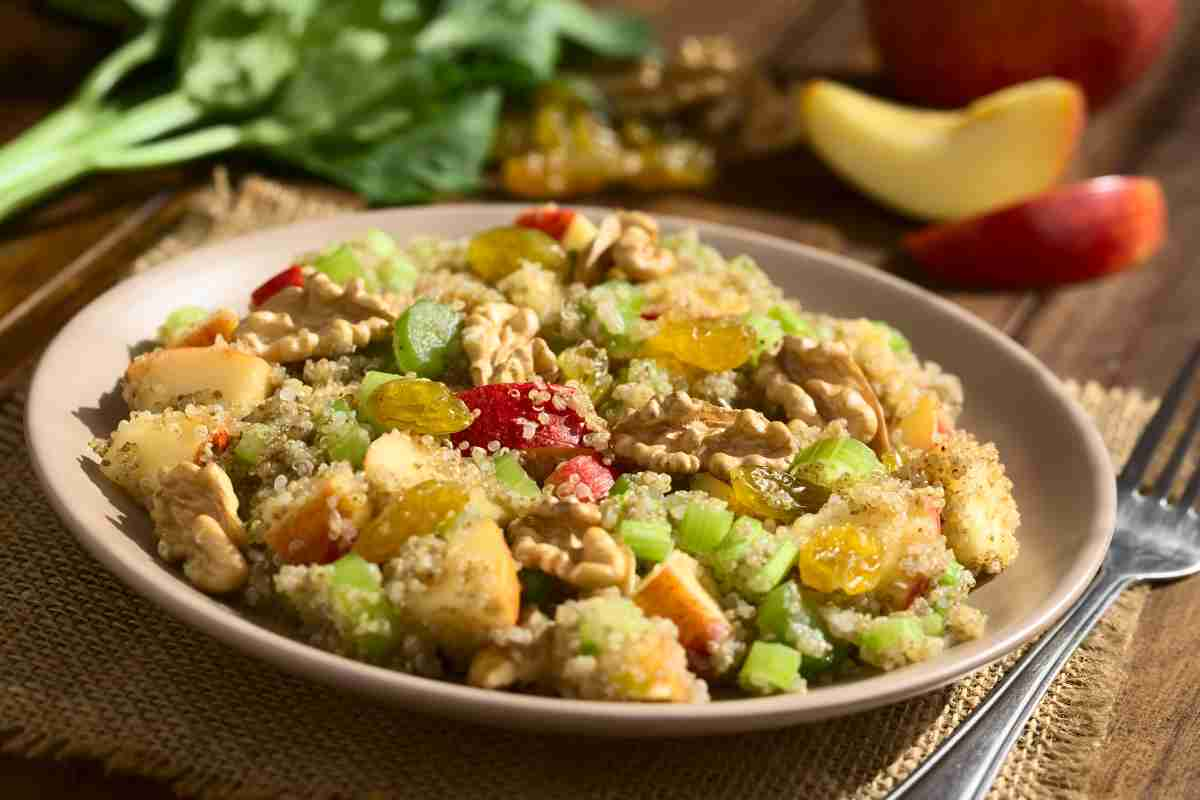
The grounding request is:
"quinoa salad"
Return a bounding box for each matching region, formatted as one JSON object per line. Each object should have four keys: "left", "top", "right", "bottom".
{"left": 93, "top": 207, "right": 1020, "bottom": 702}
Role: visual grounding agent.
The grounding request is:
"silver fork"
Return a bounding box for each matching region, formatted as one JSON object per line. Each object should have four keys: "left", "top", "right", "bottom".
{"left": 888, "top": 344, "right": 1200, "bottom": 800}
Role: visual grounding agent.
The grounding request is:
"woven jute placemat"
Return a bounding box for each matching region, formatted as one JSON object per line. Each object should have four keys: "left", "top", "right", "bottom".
{"left": 0, "top": 174, "right": 1158, "bottom": 799}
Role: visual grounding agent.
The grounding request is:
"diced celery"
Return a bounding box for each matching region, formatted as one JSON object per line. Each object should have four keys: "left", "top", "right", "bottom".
{"left": 738, "top": 641, "right": 801, "bottom": 694}
{"left": 332, "top": 551, "right": 379, "bottom": 592}
{"left": 618, "top": 518, "right": 674, "bottom": 563}
{"left": 313, "top": 245, "right": 367, "bottom": 287}
{"left": 858, "top": 616, "right": 924, "bottom": 664}
{"left": 676, "top": 502, "right": 735, "bottom": 555}
{"left": 378, "top": 253, "right": 419, "bottom": 293}
{"left": 745, "top": 539, "right": 801, "bottom": 595}
{"left": 609, "top": 474, "right": 634, "bottom": 496}
{"left": 330, "top": 398, "right": 353, "bottom": 415}
{"left": 392, "top": 299, "right": 463, "bottom": 378}
{"left": 320, "top": 419, "right": 370, "bottom": 468}
{"left": 364, "top": 229, "right": 398, "bottom": 257}
{"left": 157, "top": 305, "right": 209, "bottom": 343}
{"left": 577, "top": 597, "right": 649, "bottom": 656}
{"left": 744, "top": 313, "right": 784, "bottom": 363}
{"left": 356, "top": 371, "right": 403, "bottom": 427}
{"left": 768, "top": 305, "right": 815, "bottom": 338}
{"left": 756, "top": 582, "right": 807, "bottom": 642}
{"left": 585, "top": 281, "right": 645, "bottom": 358}
{"left": 938, "top": 559, "right": 966, "bottom": 588}
{"left": 791, "top": 437, "right": 883, "bottom": 486}
{"left": 875, "top": 320, "right": 911, "bottom": 354}
{"left": 708, "top": 516, "right": 765, "bottom": 579}
{"left": 494, "top": 452, "right": 540, "bottom": 499}
{"left": 922, "top": 612, "right": 945, "bottom": 636}
{"left": 234, "top": 423, "right": 272, "bottom": 465}
{"left": 329, "top": 553, "right": 396, "bottom": 660}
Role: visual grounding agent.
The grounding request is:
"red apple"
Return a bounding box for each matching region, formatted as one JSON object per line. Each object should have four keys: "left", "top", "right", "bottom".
{"left": 904, "top": 176, "right": 1167, "bottom": 289}
{"left": 866, "top": 0, "right": 1178, "bottom": 108}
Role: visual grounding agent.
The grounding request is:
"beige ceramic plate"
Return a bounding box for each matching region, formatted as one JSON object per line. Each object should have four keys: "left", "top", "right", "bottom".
{"left": 27, "top": 205, "right": 1114, "bottom": 736}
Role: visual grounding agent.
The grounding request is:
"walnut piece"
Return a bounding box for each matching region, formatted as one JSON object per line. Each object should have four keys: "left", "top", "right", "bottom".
{"left": 755, "top": 337, "right": 891, "bottom": 454}
{"left": 577, "top": 211, "right": 676, "bottom": 285}
{"left": 610, "top": 211, "right": 676, "bottom": 282}
{"left": 611, "top": 392, "right": 797, "bottom": 479}
{"left": 235, "top": 269, "right": 401, "bottom": 363}
{"left": 509, "top": 499, "right": 637, "bottom": 594}
{"left": 150, "top": 463, "right": 248, "bottom": 594}
{"left": 493, "top": 337, "right": 559, "bottom": 384}
{"left": 462, "top": 302, "right": 553, "bottom": 385}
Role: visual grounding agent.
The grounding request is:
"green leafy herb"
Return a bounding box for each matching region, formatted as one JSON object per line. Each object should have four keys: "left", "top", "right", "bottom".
{"left": 0, "top": 0, "right": 655, "bottom": 222}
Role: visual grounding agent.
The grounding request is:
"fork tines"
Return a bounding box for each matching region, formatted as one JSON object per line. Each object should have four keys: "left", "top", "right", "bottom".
{"left": 1119, "top": 343, "right": 1200, "bottom": 507}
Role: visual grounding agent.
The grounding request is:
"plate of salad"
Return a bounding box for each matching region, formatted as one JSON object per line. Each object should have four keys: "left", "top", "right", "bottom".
{"left": 26, "top": 205, "right": 1114, "bottom": 734}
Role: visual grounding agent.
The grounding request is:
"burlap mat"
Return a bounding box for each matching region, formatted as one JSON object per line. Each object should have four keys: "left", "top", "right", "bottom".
{"left": 0, "top": 175, "right": 1158, "bottom": 799}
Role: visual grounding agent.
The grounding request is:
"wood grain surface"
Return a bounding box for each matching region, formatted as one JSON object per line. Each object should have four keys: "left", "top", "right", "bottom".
{"left": 3, "top": 0, "right": 1199, "bottom": 796}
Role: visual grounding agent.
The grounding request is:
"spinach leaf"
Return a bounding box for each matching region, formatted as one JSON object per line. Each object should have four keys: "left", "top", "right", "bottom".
{"left": 547, "top": 1, "right": 655, "bottom": 60}
{"left": 179, "top": 0, "right": 319, "bottom": 114}
{"left": 274, "top": 89, "right": 501, "bottom": 204}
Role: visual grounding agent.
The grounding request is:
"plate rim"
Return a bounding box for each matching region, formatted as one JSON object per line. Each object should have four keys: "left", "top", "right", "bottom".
{"left": 26, "top": 203, "right": 1115, "bottom": 735}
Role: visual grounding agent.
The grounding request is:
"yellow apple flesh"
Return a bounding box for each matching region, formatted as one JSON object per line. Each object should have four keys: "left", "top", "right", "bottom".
{"left": 799, "top": 78, "right": 1086, "bottom": 221}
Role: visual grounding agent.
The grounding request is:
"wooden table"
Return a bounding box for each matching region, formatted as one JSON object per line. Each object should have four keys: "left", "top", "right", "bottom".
{"left": 3, "top": 0, "right": 1199, "bottom": 796}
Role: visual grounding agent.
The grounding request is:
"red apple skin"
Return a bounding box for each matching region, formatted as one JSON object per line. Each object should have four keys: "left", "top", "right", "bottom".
{"left": 866, "top": 0, "right": 1178, "bottom": 108}
{"left": 904, "top": 177, "right": 1167, "bottom": 290}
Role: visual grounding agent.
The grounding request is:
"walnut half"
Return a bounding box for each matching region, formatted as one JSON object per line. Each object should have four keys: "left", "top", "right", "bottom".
{"left": 150, "top": 463, "right": 248, "bottom": 594}
{"left": 755, "top": 336, "right": 891, "bottom": 454}
{"left": 577, "top": 211, "right": 676, "bottom": 285}
{"left": 462, "top": 302, "right": 557, "bottom": 385}
{"left": 611, "top": 392, "right": 797, "bottom": 479}
{"left": 509, "top": 499, "right": 637, "bottom": 594}
{"left": 235, "top": 269, "right": 401, "bottom": 363}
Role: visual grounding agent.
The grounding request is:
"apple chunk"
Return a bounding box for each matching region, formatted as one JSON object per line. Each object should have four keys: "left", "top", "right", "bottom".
{"left": 904, "top": 176, "right": 1167, "bottom": 289}
{"left": 634, "top": 551, "right": 731, "bottom": 652}
{"left": 799, "top": 78, "right": 1085, "bottom": 221}
{"left": 123, "top": 345, "right": 275, "bottom": 417}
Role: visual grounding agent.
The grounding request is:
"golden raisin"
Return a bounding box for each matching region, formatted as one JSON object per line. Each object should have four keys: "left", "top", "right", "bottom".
{"left": 798, "top": 524, "right": 883, "bottom": 596}
{"left": 466, "top": 226, "right": 568, "bottom": 282}
{"left": 643, "top": 316, "right": 754, "bottom": 372}
{"left": 730, "top": 465, "right": 828, "bottom": 522}
{"left": 368, "top": 378, "right": 473, "bottom": 435}
{"left": 354, "top": 480, "right": 469, "bottom": 563}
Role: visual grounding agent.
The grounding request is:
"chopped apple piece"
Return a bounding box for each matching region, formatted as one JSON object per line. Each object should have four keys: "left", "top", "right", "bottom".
{"left": 634, "top": 551, "right": 731, "bottom": 651}
{"left": 123, "top": 345, "right": 275, "bottom": 417}
{"left": 799, "top": 78, "right": 1085, "bottom": 221}
{"left": 362, "top": 430, "right": 441, "bottom": 494}
{"left": 904, "top": 176, "right": 1167, "bottom": 289}
{"left": 561, "top": 213, "right": 598, "bottom": 253}
{"left": 898, "top": 394, "right": 941, "bottom": 451}
{"left": 166, "top": 309, "right": 240, "bottom": 348}
{"left": 264, "top": 465, "right": 370, "bottom": 565}
{"left": 403, "top": 518, "right": 520, "bottom": 657}
{"left": 98, "top": 409, "right": 229, "bottom": 505}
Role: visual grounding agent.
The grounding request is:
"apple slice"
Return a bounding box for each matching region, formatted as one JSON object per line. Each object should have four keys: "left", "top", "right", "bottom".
{"left": 799, "top": 78, "right": 1086, "bottom": 221}
{"left": 904, "top": 176, "right": 1167, "bottom": 289}
{"left": 634, "top": 551, "right": 731, "bottom": 652}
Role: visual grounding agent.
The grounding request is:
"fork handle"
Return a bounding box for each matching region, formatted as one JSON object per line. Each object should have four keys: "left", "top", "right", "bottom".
{"left": 888, "top": 564, "right": 1132, "bottom": 800}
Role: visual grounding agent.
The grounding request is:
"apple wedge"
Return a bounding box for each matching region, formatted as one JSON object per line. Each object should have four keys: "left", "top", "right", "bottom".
{"left": 799, "top": 78, "right": 1086, "bottom": 221}
{"left": 904, "top": 176, "right": 1167, "bottom": 289}
{"left": 634, "top": 551, "right": 731, "bottom": 652}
